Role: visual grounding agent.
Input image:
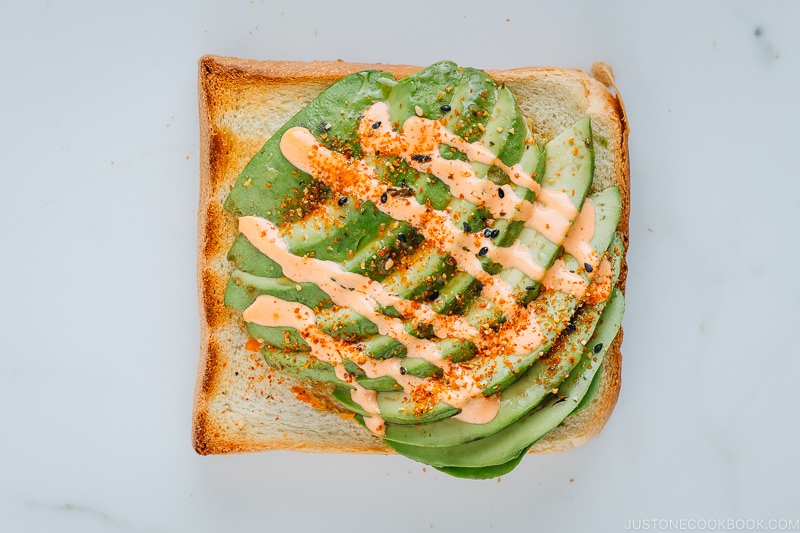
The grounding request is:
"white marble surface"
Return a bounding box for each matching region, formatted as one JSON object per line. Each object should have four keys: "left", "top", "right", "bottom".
{"left": 1, "top": 1, "right": 798, "bottom": 531}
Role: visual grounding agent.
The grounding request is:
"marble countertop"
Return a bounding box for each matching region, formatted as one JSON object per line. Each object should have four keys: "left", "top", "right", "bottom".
{"left": 1, "top": 1, "right": 798, "bottom": 531}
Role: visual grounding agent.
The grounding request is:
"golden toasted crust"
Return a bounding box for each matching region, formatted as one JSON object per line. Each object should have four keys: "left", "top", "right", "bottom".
{"left": 193, "top": 56, "right": 629, "bottom": 456}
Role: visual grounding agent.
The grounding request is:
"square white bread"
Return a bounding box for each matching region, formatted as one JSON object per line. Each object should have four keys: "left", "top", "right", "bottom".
{"left": 194, "top": 56, "right": 629, "bottom": 455}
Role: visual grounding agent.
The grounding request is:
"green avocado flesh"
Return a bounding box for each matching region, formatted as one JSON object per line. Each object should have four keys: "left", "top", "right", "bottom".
{"left": 222, "top": 60, "right": 625, "bottom": 478}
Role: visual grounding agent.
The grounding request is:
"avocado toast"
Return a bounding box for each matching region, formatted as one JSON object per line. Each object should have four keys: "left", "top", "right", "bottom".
{"left": 194, "top": 57, "right": 629, "bottom": 478}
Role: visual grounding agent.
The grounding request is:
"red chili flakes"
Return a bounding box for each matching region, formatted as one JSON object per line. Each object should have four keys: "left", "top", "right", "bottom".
{"left": 245, "top": 338, "right": 261, "bottom": 352}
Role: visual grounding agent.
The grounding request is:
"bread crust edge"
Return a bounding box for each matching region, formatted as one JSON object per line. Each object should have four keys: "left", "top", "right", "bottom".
{"left": 192, "top": 55, "right": 630, "bottom": 457}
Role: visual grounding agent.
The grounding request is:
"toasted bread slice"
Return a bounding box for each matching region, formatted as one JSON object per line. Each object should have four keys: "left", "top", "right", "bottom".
{"left": 194, "top": 56, "right": 629, "bottom": 456}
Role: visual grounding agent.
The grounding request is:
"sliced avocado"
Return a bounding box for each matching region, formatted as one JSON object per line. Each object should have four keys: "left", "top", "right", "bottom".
{"left": 479, "top": 186, "right": 622, "bottom": 393}
{"left": 331, "top": 387, "right": 370, "bottom": 416}
{"left": 434, "top": 337, "right": 477, "bottom": 363}
{"left": 574, "top": 362, "right": 603, "bottom": 414}
{"left": 224, "top": 270, "right": 333, "bottom": 312}
{"left": 426, "top": 116, "right": 592, "bottom": 332}
{"left": 471, "top": 84, "right": 527, "bottom": 177}
{"left": 444, "top": 67, "right": 499, "bottom": 142}
{"left": 357, "top": 334, "right": 407, "bottom": 360}
{"left": 228, "top": 233, "right": 283, "bottom": 278}
{"left": 488, "top": 141, "right": 546, "bottom": 248}
{"left": 462, "top": 297, "right": 504, "bottom": 330}
{"left": 490, "top": 118, "right": 596, "bottom": 302}
{"left": 283, "top": 199, "right": 395, "bottom": 263}
{"left": 433, "top": 450, "right": 527, "bottom": 479}
{"left": 400, "top": 357, "right": 443, "bottom": 378}
{"left": 340, "top": 219, "right": 410, "bottom": 279}
{"left": 368, "top": 186, "right": 622, "bottom": 419}
{"left": 412, "top": 174, "right": 452, "bottom": 211}
{"left": 541, "top": 116, "right": 594, "bottom": 210}
{"left": 355, "top": 337, "right": 475, "bottom": 382}
{"left": 386, "top": 60, "right": 461, "bottom": 128}
{"left": 262, "top": 348, "right": 351, "bottom": 389}
{"left": 247, "top": 322, "right": 308, "bottom": 352}
{"left": 356, "top": 375, "right": 402, "bottom": 392}
{"left": 381, "top": 245, "right": 455, "bottom": 301}
{"left": 376, "top": 390, "right": 459, "bottom": 425}
{"left": 315, "top": 307, "right": 378, "bottom": 341}
{"left": 225, "top": 69, "right": 396, "bottom": 224}
{"left": 430, "top": 271, "right": 483, "bottom": 315}
{"left": 382, "top": 234, "right": 624, "bottom": 447}
{"left": 385, "top": 288, "right": 624, "bottom": 470}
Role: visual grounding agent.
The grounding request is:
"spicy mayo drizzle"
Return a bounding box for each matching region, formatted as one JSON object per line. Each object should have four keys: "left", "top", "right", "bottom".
{"left": 243, "top": 294, "right": 497, "bottom": 431}
{"left": 239, "top": 216, "right": 477, "bottom": 348}
{"left": 242, "top": 100, "right": 607, "bottom": 430}
{"left": 358, "top": 103, "right": 581, "bottom": 246}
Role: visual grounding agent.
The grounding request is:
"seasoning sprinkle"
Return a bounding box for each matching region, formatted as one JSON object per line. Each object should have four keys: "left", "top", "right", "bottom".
{"left": 584, "top": 262, "right": 593, "bottom": 273}
{"left": 463, "top": 222, "right": 472, "bottom": 233}
{"left": 337, "top": 196, "right": 348, "bottom": 206}
{"left": 478, "top": 247, "right": 488, "bottom": 257}
{"left": 593, "top": 343, "right": 603, "bottom": 353}
{"left": 380, "top": 191, "right": 388, "bottom": 203}
{"left": 371, "top": 121, "right": 381, "bottom": 129}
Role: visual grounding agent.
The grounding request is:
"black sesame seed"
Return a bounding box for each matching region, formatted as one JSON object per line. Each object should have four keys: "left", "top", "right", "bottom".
{"left": 463, "top": 222, "right": 472, "bottom": 233}
{"left": 525, "top": 285, "right": 535, "bottom": 291}
{"left": 498, "top": 187, "right": 505, "bottom": 198}
{"left": 483, "top": 228, "right": 492, "bottom": 237}
{"left": 411, "top": 154, "right": 432, "bottom": 163}
{"left": 372, "top": 121, "right": 381, "bottom": 129}
{"left": 427, "top": 290, "right": 439, "bottom": 301}
{"left": 490, "top": 229, "right": 500, "bottom": 238}
{"left": 397, "top": 233, "right": 407, "bottom": 244}
{"left": 337, "top": 196, "right": 348, "bottom": 206}
{"left": 565, "top": 321, "right": 577, "bottom": 333}
{"left": 584, "top": 262, "right": 593, "bottom": 273}
{"left": 380, "top": 191, "right": 388, "bottom": 203}
{"left": 357, "top": 115, "right": 364, "bottom": 121}
{"left": 399, "top": 367, "right": 407, "bottom": 375}
{"left": 478, "top": 247, "right": 488, "bottom": 257}
{"left": 440, "top": 104, "right": 451, "bottom": 112}
{"left": 593, "top": 343, "right": 603, "bottom": 353}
